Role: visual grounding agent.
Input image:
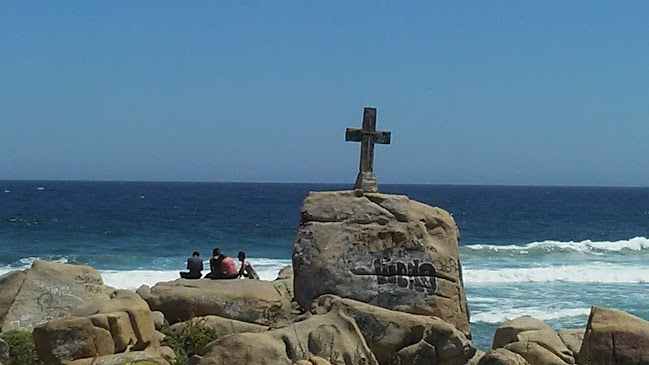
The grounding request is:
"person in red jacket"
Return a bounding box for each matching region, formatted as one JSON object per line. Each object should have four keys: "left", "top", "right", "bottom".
{"left": 205, "top": 248, "right": 239, "bottom": 279}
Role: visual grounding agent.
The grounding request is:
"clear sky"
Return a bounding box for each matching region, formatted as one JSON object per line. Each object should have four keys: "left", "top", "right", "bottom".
{"left": 2, "top": 2, "right": 648, "bottom": 186}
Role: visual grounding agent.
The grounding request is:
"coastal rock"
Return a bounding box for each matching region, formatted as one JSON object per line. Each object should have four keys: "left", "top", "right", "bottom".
{"left": 2, "top": 260, "right": 110, "bottom": 332}
{"left": 189, "top": 305, "right": 378, "bottom": 365}
{"left": 277, "top": 265, "right": 294, "bottom": 280}
{"left": 66, "top": 351, "right": 170, "bottom": 365}
{"left": 578, "top": 306, "right": 649, "bottom": 364}
{"left": 292, "top": 191, "right": 470, "bottom": 336}
{"left": 33, "top": 317, "right": 115, "bottom": 365}
{"left": 478, "top": 349, "right": 530, "bottom": 365}
{"left": 313, "top": 295, "right": 475, "bottom": 365}
{"left": 492, "top": 316, "right": 574, "bottom": 365}
{"left": 138, "top": 278, "right": 293, "bottom": 325}
{"left": 73, "top": 289, "right": 159, "bottom": 352}
{"left": 557, "top": 329, "right": 584, "bottom": 358}
{"left": 151, "top": 311, "right": 165, "bottom": 331}
{"left": 34, "top": 289, "right": 160, "bottom": 364}
{"left": 170, "top": 316, "right": 268, "bottom": 337}
{"left": 0, "top": 270, "right": 27, "bottom": 329}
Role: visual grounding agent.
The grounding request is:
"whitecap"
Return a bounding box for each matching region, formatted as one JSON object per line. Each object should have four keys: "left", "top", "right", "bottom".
{"left": 464, "top": 263, "right": 649, "bottom": 284}
{"left": 463, "top": 237, "right": 649, "bottom": 255}
{"left": 471, "top": 307, "right": 590, "bottom": 324}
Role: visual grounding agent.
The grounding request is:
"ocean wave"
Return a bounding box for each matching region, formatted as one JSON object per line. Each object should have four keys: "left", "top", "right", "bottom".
{"left": 464, "top": 263, "right": 649, "bottom": 284}
{"left": 470, "top": 307, "right": 590, "bottom": 324}
{"left": 462, "top": 237, "right": 649, "bottom": 256}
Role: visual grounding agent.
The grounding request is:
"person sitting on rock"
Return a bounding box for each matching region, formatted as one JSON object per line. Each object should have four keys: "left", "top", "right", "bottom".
{"left": 180, "top": 251, "right": 203, "bottom": 279}
{"left": 205, "top": 248, "right": 239, "bottom": 279}
{"left": 237, "top": 251, "right": 260, "bottom": 280}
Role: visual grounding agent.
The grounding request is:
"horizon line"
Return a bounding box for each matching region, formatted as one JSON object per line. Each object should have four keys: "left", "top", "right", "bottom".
{"left": 0, "top": 178, "right": 647, "bottom": 189}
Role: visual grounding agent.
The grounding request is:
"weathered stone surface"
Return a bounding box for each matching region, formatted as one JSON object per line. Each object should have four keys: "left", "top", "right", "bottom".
{"left": 0, "top": 338, "right": 9, "bottom": 365}
{"left": 2, "top": 260, "right": 110, "bottom": 332}
{"left": 558, "top": 329, "right": 584, "bottom": 358}
{"left": 578, "top": 306, "right": 649, "bottom": 365}
{"left": 292, "top": 191, "right": 470, "bottom": 336}
{"left": 190, "top": 305, "right": 378, "bottom": 365}
{"left": 151, "top": 311, "right": 165, "bottom": 331}
{"left": 138, "top": 278, "right": 293, "bottom": 326}
{"left": 314, "top": 295, "right": 475, "bottom": 365}
{"left": 492, "top": 316, "right": 553, "bottom": 349}
{"left": 277, "top": 265, "right": 294, "bottom": 280}
{"left": 33, "top": 317, "right": 115, "bottom": 365}
{"left": 170, "top": 315, "right": 267, "bottom": 337}
{"left": 73, "top": 289, "right": 158, "bottom": 352}
{"left": 492, "top": 316, "right": 574, "bottom": 365}
{"left": 478, "top": 349, "right": 530, "bottom": 365}
{"left": 0, "top": 270, "right": 27, "bottom": 329}
{"left": 66, "top": 350, "right": 170, "bottom": 365}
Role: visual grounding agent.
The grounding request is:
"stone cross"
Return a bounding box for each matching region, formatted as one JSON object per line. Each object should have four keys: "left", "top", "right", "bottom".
{"left": 345, "top": 107, "right": 391, "bottom": 193}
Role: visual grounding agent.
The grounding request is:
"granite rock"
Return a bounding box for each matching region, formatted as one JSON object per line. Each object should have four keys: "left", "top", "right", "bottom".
{"left": 138, "top": 278, "right": 293, "bottom": 326}
{"left": 292, "top": 191, "right": 470, "bottom": 336}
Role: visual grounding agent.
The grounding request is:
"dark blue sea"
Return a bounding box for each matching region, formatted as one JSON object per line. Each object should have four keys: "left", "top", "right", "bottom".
{"left": 2, "top": 181, "right": 649, "bottom": 350}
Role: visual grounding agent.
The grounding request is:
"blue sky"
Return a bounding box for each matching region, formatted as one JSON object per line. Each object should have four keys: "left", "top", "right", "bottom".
{"left": 2, "top": 2, "right": 648, "bottom": 186}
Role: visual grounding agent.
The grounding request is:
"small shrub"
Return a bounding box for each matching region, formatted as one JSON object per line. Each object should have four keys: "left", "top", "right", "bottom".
{"left": 0, "top": 330, "right": 40, "bottom": 365}
{"left": 160, "top": 318, "right": 219, "bottom": 365}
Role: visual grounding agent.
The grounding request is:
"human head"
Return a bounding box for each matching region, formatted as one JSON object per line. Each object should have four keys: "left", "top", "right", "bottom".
{"left": 213, "top": 248, "right": 221, "bottom": 257}
{"left": 192, "top": 251, "right": 200, "bottom": 257}
{"left": 238, "top": 251, "right": 245, "bottom": 261}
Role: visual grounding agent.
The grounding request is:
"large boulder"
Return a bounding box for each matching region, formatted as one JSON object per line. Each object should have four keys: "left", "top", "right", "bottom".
{"left": 170, "top": 316, "right": 268, "bottom": 337}
{"left": 2, "top": 260, "right": 110, "bottom": 332}
{"left": 73, "top": 289, "right": 159, "bottom": 352}
{"left": 33, "top": 317, "right": 115, "bottom": 365}
{"left": 292, "top": 191, "right": 470, "bottom": 336}
{"left": 34, "top": 289, "right": 161, "bottom": 365}
{"left": 0, "top": 270, "right": 27, "bottom": 329}
{"left": 189, "top": 304, "right": 378, "bottom": 365}
{"left": 313, "top": 295, "right": 475, "bottom": 365}
{"left": 478, "top": 349, "right": 530, "bottom": 365}
{"left": 578, "top": 306, "right": 649, "bottom": 365}
{"left": 492, "top": 316, "right": 574, "bottom": 365}
{"left": 138, "top": 278, "right": 293, "bottom": 325}
{"left": 66, "top": 351, "right": 170, "bottom": 365}
{"left": 558, "top": 329, "right": 584, "bottom": 358}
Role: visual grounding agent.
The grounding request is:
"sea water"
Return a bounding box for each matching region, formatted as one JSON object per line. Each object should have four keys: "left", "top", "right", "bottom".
{"left": 1, "top": 181, "right": 648, "bottom": 350}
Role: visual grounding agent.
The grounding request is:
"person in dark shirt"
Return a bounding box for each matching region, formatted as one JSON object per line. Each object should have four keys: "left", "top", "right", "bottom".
{"left": 180, "top": 251, "right": 203, "bottom": 279}
{"left": 205, "top": 248, "right": 239, "bottom": 279}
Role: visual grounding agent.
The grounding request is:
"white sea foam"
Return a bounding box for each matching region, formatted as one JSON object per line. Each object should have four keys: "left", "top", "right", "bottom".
{"left": 471, "top": 307, "right": 590, "bottom": 324}
{"left": 464, "top": 263, "right": 649, "bottom": 284}
{"left": 464, "top": 237, "right": 649, "bottom": 254}
{"left": 0, "top": 256, "right": 292, "bottom": 290}
{"left": 100, "top": 258, "right": 291, "bottom": 290}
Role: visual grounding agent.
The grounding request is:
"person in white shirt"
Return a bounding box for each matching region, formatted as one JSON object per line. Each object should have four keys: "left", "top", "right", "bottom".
{"left": 237, "top": 251, "right": 260, "bottom": 280}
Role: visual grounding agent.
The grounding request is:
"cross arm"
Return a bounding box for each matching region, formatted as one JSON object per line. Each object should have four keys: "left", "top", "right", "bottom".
{"left": 345, "top": 128, "right": 391, "bottom": 144}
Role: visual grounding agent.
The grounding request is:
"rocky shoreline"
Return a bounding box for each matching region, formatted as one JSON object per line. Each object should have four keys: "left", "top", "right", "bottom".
{"left": 2, "top": 190, "right": 649, "bottom": 365}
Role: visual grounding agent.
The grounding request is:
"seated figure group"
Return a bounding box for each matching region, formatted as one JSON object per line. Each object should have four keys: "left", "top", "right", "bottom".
{"left": 179, "top": 248, "right": 260, "bottom": 280}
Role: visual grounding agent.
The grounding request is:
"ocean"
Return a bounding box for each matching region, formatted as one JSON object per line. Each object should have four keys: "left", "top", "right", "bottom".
{"left": 1, "top": 181, "right": 648, "bottom": 350}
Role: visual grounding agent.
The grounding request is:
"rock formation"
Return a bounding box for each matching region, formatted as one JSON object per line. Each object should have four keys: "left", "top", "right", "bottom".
{"left": 137, "top": 278, "right": 293, "bottom": 325}
{"left": 190, "top": 301, "right": 379, "bottom": 365}
{"left": 313, "top": 295, "right": 475, "bottom": 365}
{"left": 292, "top": 190, "right": 471, "bottom": 336}
{"left": 491, "top": 316, "right": 575, "bottom": 365}
{"left": 33, "top": 289, "right": 161, "bottom": 365}
{"left": 0, "top": 260, "right": 111, "bottom": 332}
{"left": 578, "top": 306, "right": 649, "bottom": 364}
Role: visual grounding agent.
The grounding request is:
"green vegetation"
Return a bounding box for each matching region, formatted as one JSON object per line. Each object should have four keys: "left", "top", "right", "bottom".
{"left": 0, "top": 330, "right": 40, "bottom": 365}
{"left": 160, "top": 319, "right": 219, "bottom": 365}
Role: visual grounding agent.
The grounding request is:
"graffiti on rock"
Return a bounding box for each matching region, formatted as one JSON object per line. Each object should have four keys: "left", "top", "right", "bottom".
{"left": 373, "top": 258, "right": 437, "bottom": 294}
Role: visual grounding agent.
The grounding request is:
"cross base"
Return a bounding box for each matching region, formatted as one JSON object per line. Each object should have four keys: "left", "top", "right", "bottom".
{"left": 354, "top": 171, "right": 378, "bottom": 193}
